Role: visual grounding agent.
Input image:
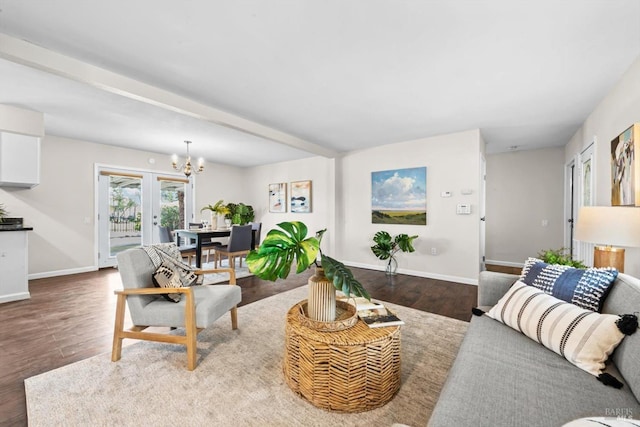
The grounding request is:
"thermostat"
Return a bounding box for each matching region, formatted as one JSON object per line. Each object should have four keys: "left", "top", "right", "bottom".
{"left": 456, "top": 204, "right": 471, "bottom": 215}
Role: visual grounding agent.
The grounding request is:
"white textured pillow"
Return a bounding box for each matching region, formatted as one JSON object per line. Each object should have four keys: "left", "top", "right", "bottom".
{"left": 486, "top": 280, "right": 626, "bottom": 378}
{"left": 563, "top": 417, "right": 639, "bottom": 426}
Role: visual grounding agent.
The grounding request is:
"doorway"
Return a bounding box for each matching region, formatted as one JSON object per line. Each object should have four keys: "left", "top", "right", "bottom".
{"left": 97, "top": 166, "right": 193, "bottom": 268}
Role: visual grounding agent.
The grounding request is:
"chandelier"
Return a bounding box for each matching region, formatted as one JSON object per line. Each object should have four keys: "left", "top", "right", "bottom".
{"left": 172, "top": 140, "right": 204, "bottom": 177}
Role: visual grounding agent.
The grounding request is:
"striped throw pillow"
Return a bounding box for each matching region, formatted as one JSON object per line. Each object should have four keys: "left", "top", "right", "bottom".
{"left": 487, "top": 281, "right": 627, "bottom": 378}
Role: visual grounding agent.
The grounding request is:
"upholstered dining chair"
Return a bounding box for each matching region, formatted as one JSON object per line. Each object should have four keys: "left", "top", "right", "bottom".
{"left": 159, "top": 225, "right": 198, "bottom": 265}
{"left": 250, "top": 222, "right": 262, "bottom": 250}
{"left": 212, "top": 224, "right": 253, "bottom": 269}
{"left": 113, "top": 246, "right": 241, "bottom": 370}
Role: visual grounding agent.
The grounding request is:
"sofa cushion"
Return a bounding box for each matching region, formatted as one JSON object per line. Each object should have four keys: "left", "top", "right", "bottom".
{"left": 427, "top": 314, "right": 640, "bottom": 427}
{"left": 520, "top": 257, "right": 618, "bottom": 311}
{"left": 486, "top": 280, "right": 629, "bottom": 380}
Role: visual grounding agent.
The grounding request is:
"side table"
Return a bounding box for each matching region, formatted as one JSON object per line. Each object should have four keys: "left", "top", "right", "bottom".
{"left": 283, "top": 301, "right": 401, "bottom": 413}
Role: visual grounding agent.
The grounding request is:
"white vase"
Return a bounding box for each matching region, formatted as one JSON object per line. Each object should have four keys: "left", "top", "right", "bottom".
{"left": 307, "top": 268, "right": 336, "bottom": 322}
{"left": 210, "top": 212, "right": 218, "bottom": 230}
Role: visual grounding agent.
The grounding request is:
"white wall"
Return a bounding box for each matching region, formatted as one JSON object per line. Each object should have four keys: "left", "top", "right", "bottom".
{"left": 0, "top": 135, "right": 246, "bottom": 277}
{"left": 485, "top": 147, "right": 565, "bottom": 265}
{"left": 338, "top": 129, "right": 483, "bottom": 284}
{"left": 245, "top": 156, "right": 335, "bottom": 253}
{"left": 565, "top": 55, "right": 640, "bottom": 277}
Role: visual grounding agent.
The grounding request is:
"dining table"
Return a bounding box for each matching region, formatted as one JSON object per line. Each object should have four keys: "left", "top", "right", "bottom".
{"left": 174, "top": 228, "right": 232, "bottom": 268}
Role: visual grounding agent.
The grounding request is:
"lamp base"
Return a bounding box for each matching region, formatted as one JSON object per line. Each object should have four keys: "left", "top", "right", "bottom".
{"left": 593, "top": 246, "right": 625, "bottom": 273}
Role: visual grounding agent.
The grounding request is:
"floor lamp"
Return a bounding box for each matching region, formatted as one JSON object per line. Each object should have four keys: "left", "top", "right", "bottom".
{"left": 575, "top": 206, "right": 640, "bottom": 273}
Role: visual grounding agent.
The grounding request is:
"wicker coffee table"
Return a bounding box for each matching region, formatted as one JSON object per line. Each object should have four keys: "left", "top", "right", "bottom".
{"left": 283, "top": 301, "right": 401, "bottom": 413}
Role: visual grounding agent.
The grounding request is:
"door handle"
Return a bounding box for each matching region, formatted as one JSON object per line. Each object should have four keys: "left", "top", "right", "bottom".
{"left": 480, "top": 216, "right": 486, "bottom": 221}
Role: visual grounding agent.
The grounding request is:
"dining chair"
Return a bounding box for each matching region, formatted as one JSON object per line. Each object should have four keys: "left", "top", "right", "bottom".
{"left": 160, "top": 225, "right": 198, "bottom": 265}
{"left": 250, "top": 222, "right": 262, "bottom": 250}
{"left": 213, "top": 224, "right": 253, "bottom": 269}
{"left": 113, "top": 245, "right": 241, "bottom": 370}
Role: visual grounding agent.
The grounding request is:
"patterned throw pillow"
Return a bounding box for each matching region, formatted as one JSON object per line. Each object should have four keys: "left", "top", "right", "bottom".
{"left": 487, "top": 281, "right": 635, "bottom": 385}
{"left": 520, "top": 257, "right": 618, "bottom": 312}
{"left": 152, "top": 262, "right": 193, "bottom": 303}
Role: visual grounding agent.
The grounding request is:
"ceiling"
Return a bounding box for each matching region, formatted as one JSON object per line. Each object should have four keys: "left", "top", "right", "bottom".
{"left": 0, "top": 1, "right": 639, "bottom": 168}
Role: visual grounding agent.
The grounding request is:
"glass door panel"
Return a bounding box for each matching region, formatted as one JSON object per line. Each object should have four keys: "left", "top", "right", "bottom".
{"left": 109, "top": 175, "right": 143, "bottom": 256}
{"left": 98, "top": 167, "right": 193, "bottom": 268}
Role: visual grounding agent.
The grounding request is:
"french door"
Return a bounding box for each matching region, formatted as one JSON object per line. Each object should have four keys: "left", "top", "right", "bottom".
{"left": 97, "top": 166, "right": 194, "bottom": 268}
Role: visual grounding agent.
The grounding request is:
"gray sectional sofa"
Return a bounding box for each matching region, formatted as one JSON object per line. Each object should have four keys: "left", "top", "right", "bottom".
{"left": 428, "top": 270, "right": 640, "bottom": 426}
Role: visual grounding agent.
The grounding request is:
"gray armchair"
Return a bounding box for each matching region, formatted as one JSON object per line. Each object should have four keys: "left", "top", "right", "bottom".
{"left": 112, "top": 247, "right": 241, "bottom": 370}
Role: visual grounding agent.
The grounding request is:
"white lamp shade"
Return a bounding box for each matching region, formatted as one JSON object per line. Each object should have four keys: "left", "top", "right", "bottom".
{"left": 575, "top": 206, "right": 640, "bottom": 247}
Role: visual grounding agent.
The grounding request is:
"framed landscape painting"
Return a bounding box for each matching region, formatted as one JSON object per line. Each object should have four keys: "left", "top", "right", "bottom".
{"left": 371, "top": 167, "right": 427, "bottom": 225}
{"left": 611, "top": 123, "right": 640, "bottom": 206}
{"left": 290, "top": 180, "right": 312, "bottom": 213}
{"left": 269, "top": 183, "right": 287, "bottom": 213}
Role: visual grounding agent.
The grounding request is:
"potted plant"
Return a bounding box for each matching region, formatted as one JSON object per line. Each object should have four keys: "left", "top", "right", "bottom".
{"left": 200, "top": 200, "right": 230, "bottom": 229}
{"left": 371, "top": 231, "right": 418, "bottom": 275}
{"left": 246, "top": 221, "right": 370, "bottom": 322}
{"left": 537, "top": 248, "right": 587, "bottom": 268}
{"left": 0, "top": 203, "right": 7, "bottom": 222}
{"left": 225, "top": 202, "right": 255, "bottom": 225}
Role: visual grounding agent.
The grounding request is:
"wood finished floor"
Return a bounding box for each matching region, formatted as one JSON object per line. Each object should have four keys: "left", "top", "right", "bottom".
{"left": 0, "top": 266, "right": 478, "bottom": 426}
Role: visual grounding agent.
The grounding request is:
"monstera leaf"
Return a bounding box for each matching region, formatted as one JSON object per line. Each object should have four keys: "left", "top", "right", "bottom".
{"left": 321, "top": 255, "right": 370, "bottom": 299}
{"left": 246, "top": 221, "right": 319, "bottom": 281}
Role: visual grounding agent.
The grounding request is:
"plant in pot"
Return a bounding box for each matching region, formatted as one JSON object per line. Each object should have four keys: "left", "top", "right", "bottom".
{"left": 537, "top": 248, "right": 587, "bottom": 268}
{"left": 200, "top": 200, "right": 230, "bottom": 229}
{"left": 246, "top": 221, "right": 370, "bottom": 324}
{"left": 370, "top": 231, "right": 418, "bottom": 275}
{"left": 225, "top": 202, "right": 255, "bottom": 225}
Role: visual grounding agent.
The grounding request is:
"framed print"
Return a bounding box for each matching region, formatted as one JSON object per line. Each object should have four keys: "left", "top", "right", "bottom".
{"left": 290, "top": 180, "right": 312, "bottom": 213}
{"left": 611, "top": 123, "right": 640, "bottom": 206}
{"left": 371, "top": 166, "right": 427, "bottom": 225}
{"left": 269, "top": 183, "right": 287, "bottom": 213}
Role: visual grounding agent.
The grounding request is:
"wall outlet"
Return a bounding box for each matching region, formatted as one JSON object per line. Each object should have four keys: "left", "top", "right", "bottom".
{"left": 431, "top": 247, "right": 437, "bottom": 255}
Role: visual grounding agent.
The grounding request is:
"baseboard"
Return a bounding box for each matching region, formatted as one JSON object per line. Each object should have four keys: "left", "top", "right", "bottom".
{"left": 343, "top": 261, "right": 478, "bottom": 286}
{"left": 485, "top": 259, "right": 524, "bottom": 268}
{"left": 29, "top": 266, "right": 99, "bottom": 280}
{"left": 0, "top": 292, "right": 31, "bottom": 303}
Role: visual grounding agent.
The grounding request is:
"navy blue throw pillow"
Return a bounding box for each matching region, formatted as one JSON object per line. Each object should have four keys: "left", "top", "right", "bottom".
{"left": 520, "top": 257, "right": 618, "bottom": 312}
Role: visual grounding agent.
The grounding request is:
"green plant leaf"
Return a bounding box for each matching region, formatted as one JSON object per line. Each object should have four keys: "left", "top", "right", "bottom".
{"left": 246, "top": 221, "right": 319, "bottom": 281}
{"left": 321, "top": 255, "right": 370, "bottom": 300}
{"left": 395, "top": 234, "right": 418, "bottom": 253}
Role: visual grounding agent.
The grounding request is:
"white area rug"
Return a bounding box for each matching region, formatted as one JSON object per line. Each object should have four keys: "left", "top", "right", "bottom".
{"left": 200, "top": 258, "right": 252, "bottom": 283}
{"left": 25, "top": 286, "right": 468, "bottom": 426}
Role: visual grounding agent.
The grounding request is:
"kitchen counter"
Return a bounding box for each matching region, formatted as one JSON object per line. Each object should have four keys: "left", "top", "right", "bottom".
{"left": 0, "top": 228, "right": 32, "bottom": 303}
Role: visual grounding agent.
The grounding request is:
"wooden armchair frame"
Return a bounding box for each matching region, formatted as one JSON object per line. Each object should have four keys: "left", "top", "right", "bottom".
{"left": 112, "top": 267, "right": 238, "bottom": 371}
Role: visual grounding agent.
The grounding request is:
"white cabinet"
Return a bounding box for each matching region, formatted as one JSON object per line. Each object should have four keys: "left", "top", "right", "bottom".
{"left": 0, "top": 132, "right": 41, "bottom": 188}
{"left": 0, "top": 230, "right": 31, "bottom": 303}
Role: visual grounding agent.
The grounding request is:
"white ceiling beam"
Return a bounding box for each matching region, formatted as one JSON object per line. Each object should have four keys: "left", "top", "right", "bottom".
{"left": 0, "top": 33, "right": 338, "bottom": 158}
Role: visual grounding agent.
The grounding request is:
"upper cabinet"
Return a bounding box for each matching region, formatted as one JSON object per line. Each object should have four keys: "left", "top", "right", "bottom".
{"left": 0, "top": 132, "right": 41, "bottom": 188}
{"left": 0, "top": 105, "right": 44, "bottom": 189}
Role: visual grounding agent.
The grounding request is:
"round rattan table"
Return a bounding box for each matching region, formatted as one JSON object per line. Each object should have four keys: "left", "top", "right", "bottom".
{"left": 283, "top": 300, "right": 401, "bottom": 413}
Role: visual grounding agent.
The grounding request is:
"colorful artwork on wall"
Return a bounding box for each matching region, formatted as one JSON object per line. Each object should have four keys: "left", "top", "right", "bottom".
{"left": 290, "top": 180, "right": 312, "bottom": 213}
{"left": 611, "top": 124, "right": 640, "bottom": 206}
{"left": 269, "top": 183, "right": 287, "bottom": 213}
{"left": 371, "top": 167, "right": 426, "bottom": 225}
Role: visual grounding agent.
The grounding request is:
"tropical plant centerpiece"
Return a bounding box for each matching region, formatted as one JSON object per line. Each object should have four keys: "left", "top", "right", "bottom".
{"left": 225, "top": 202, "right": 255, "bottom": 225}
{"left": 0, "top": 203, "right": 7, "bottom": 222}
{"left": 246, "top": 221, "right": 369, "bottom": 323}
{"left": 371, "top": 231, "right": 418, "bottom": 275}
{"left": 200, "top": 200, "right": 230, "bottom": 229}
